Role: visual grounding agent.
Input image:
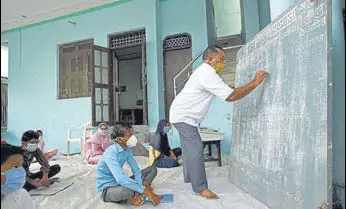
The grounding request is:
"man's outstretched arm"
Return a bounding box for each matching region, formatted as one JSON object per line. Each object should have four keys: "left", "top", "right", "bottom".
{"left": 226, "top": 71, "right": 268, "bottom": 102}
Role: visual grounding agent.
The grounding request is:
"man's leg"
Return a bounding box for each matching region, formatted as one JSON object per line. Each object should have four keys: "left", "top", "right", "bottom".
{"left": 173, "top": 123, "right": 207, "bottom": 193}
{"left": 130, "top": 166, "right": 157, "bottom": 184}
{"left": 173, "top": 124, "right": 190, "bottom": 184}
{"left": 102, "top": 186, "right": 135, "bottom": 203}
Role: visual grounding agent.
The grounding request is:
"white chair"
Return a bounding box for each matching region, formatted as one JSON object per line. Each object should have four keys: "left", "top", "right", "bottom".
{"left": 67, "top": 121, "right": 93, "bottom": 157}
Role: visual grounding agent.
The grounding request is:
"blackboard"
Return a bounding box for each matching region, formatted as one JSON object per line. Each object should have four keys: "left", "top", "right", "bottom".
{"left": 228, "top": 0, "right": 333, "bottom": 208}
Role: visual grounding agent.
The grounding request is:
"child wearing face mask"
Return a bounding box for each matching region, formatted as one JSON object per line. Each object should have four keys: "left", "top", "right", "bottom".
{"left": 1, "top": 144, "right": 36, "bottom": 209}
{"left": 148, "top": 119, "right": 182, "bottom": 168}
{"left": 21, "top": 130, "right": 61, "bottom": 191}
{"left": 83, "top": 123, "right": 112, "bottom": 165}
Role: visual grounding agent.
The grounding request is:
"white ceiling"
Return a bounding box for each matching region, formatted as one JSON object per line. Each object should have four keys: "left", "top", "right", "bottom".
{"left": 1, "top": 0, "right": 120, "bottom": 32}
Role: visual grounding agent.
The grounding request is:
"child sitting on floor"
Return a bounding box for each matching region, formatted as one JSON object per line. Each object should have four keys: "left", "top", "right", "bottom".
{"left": 1, "top": 144, "right": 36, "bottom": 209}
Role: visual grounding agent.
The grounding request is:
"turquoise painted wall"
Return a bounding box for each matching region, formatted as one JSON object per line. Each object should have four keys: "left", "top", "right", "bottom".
{"left": 269, "top": 0, "right": 296, "bottom": 21}
{"left": 206, "top": 0, "right": 217, "bottom": 44}
{"left": 258, "top": 0, "right": 271, "bottom": 29}
{"left": 155, "top": 0, "right": 165, "bottom": 122}
{"left": 240, "top": 0, "right": 271, "bottom": 42}
{"left": 160, "top": 0, "right": 244, "bottom": 155}
{"left": 158, "top": 0, "right": 209, "bottom": 148}
{"left": 332, "top": 0, "right": 345, "bottom": 208}
{"left": 241, "top": 0, "right": 260, "bottom": 41}
{"left": 203, "top": 0, "right": 272, "bottom": 155}
{"left": 5, "top": 0, "right": 161, "bottom": 152}
{"left": 4, "top": 0, "right": 341, "bottom": 169}
{"left": 202, "top": 100, "right": 233, "bottom": 155}
{"left": 159, "top": 0, "right": 208, "bottom": 65}
{"left": 3, "top": 0, "right": 210, "bottom": 153}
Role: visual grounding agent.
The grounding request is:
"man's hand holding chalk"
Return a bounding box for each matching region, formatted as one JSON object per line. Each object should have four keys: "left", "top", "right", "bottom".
{"left": 253, "top": 71, "right": 269, "bottom": 85}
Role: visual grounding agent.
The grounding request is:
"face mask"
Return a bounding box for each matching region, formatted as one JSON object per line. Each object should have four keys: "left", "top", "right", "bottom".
{"left": 127, "top": 135, "right": 138, "bottom": 148}
{"left": 26, "top": 143, "right": 38, "bottom": 152}
{"left": 98, "top": 129, "right": 109, "bottom": 136}
{"left": 163, "top": 127, "right": 170, "bottom": 133}
{"left": 214, "top": 62, "right": 225, "bottom": 74}
{"left": 1, "top": 167, "right": 26, "bottom": 196}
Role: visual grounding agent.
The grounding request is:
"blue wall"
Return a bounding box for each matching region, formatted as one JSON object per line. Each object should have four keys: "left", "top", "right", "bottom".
{"left": 159, "top": 0, "right": 208, "bottom": 65}
{"left": 4, "top": 0, "right": 343, "bottom": 173}
{"left": 4, "top": 0, "right": 160, "bottom": 152}
{"left": 269, "top": 0, "right": 296, "bottom": 21}
{"left": 158, "top": 0, "right": 209, "bottom": 148}
{"left": 240, "top": 0, "right": 271, "bottom": 42}
{"left": 206, "top": 0, "right": 217, "bottom": 44}
{"left": 240, "top": 0, "right": 260, "bottom": 41}
{"left": 258, "top": 0, "right": 271, "bottom": 29}
{"left": 203, "top": 0, "right": 235, "bottom": 154}
{"left": 3, "top": 0, "right": 210, "bottom": 153}
{"left": 332, "top": 0, "right": 345, "bottom": 208}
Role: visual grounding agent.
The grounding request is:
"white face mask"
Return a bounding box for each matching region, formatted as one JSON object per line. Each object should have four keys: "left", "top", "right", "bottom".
{"left": 26, "top": 143, "right": 39, "bottom": 152}
{"left": 98, "top": 129, "right": 109, "bottom": 136}
{"left": 127, "top": 135, "right": 138, "bottom": 148}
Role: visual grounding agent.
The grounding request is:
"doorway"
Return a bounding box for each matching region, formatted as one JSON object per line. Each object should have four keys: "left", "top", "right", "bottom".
{"left": 109, "top": 29, "right": 147, "bottom": 125}
{"left": 163, "top": 34, "right": 192, "bottom": 119}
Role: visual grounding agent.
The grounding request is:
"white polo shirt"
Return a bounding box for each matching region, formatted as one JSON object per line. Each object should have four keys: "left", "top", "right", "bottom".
{"left": 169, "top": 63, "right": 233, "bottom": 127}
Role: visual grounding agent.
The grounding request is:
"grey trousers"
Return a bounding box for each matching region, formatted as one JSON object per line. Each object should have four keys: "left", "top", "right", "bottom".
{"left": 173, "top": 122, "right": 208, "bottom": 193}
{"left": 101, "top": 166, "right": 157, "bottom": 203}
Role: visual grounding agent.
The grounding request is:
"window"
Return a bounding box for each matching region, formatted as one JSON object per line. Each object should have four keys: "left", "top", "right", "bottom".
{"left": 92, "top": 46, "right": 113, "bottom": 126}
{"left": 58, "top": 39, "right": 93, "bottom": 99}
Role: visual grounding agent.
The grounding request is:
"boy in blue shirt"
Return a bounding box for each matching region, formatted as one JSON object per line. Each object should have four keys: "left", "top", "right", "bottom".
{"left": 96, "top": 123, "right": 162, "bottom": 206}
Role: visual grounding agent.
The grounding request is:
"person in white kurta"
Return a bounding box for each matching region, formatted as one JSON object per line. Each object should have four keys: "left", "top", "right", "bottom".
{"left": 170, "top": 45, "right": 268, "bottom": 199}
{"left": 1, "top": 188, "right": 36, "bottom": 209}
{"left": 1, "top": 144, "right": 36, "bottom": 209}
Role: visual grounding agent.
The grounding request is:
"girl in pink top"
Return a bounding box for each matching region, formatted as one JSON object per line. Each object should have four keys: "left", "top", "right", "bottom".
{"left": 83, "top": 123, "right": 112, "bottom": 165}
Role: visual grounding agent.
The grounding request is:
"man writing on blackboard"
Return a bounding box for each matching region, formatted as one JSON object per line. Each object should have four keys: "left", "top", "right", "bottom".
{"left": 170, "top": 45, "right": 268, "bottom": 199}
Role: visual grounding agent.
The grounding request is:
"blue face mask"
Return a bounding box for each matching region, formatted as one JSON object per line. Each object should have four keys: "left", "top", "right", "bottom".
{"left": 1, "top": 167, "right": 26, "bottom": 196}
{"left": 163, "top": 127, "right": 170, "bottom": 133}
